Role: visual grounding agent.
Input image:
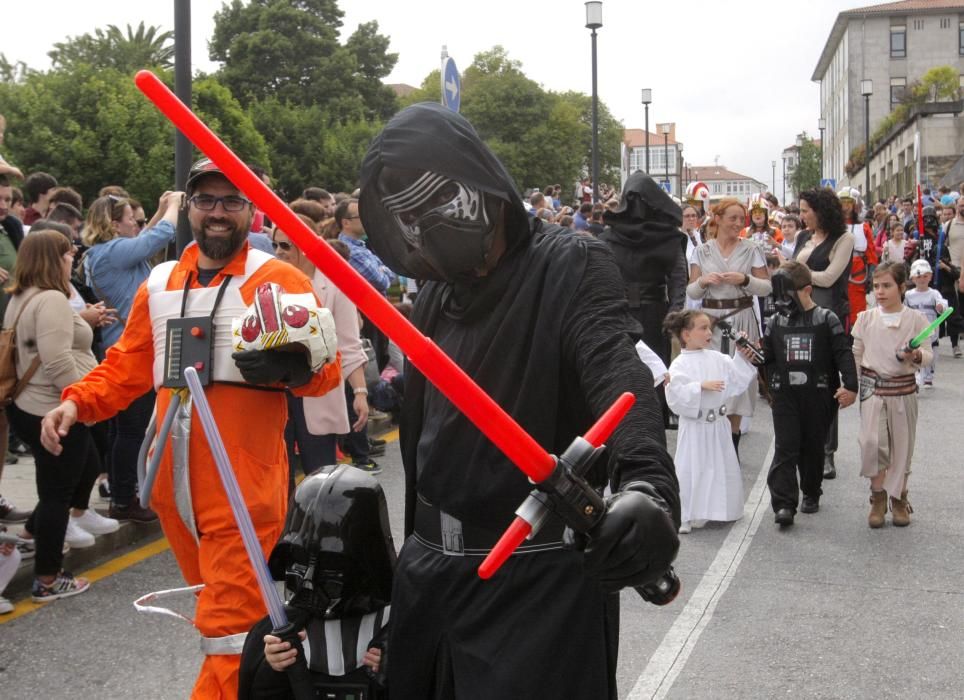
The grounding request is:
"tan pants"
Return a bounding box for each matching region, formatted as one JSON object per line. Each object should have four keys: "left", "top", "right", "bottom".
{"left": 858, "top": 393, "right": 918, "bottom": 498}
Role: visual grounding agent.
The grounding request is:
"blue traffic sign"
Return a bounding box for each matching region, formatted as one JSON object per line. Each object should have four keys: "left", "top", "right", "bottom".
{"left": 660, "top": 180, "right": 672, "bottom": 193}
{"left": 442, "top": 57, "right": 461, "bottom": 113}
{"left": 820, "top": 178, "right": 836, "bottom": 189}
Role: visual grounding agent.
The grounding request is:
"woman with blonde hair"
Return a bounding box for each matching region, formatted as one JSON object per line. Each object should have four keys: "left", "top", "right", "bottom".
{"left": 4, "top": 231, "right": 106, "bottom": 600}
{"left": 82, "top": 190, "right": 181, "bottom": 523}
{"left": 687, "top": 198, "right": 772, "bottom": 453}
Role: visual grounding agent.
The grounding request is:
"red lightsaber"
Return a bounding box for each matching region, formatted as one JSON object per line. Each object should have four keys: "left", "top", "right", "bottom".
{"left": 135, "top": 70, "right": 635, "bottom": 577}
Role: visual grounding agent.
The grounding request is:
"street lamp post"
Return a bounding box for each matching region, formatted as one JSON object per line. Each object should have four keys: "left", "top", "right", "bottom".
{"left": 782, "top": 158, "right": 786, "bottom": 205}
{"left": 817, "top": 117, "right": 826, "bottom": 182}
{"left": 174, "top": 0, "right": 193, "bottom": 255}
{"left": 660, "top": 123, "right": 671, "bottom": 193}
{"left": 771, "top": 160, "right": 776, "bottom": 195}
{"left": 641, "top": 88, "right": 652, "bottom": 173}
{"left": 860, "top": 79, "right": 873, "bottom": 202}
{"left": 586, "top": 2, "right": 603, "bottom": 203}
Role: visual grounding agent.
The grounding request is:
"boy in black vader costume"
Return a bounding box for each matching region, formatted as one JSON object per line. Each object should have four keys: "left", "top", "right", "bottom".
{"left": 238, "top": 464, "right": 395, "bottom": 699}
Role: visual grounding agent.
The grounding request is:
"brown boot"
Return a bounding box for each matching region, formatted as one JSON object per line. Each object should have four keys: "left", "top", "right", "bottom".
{"left": 868, "top": 490, "right": 887, "bottom": 528}
{"left": 890, "top": 491, "right": 912, "bottom": 527}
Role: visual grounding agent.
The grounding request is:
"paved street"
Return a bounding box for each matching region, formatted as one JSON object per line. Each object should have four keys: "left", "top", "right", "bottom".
{"left": 1, "top": 342, "right": 962, "bottom": 698}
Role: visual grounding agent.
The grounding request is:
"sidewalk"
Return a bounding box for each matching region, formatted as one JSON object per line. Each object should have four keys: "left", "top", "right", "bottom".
{"left": 0, "top": 412, "right": 396, "bottom": 600}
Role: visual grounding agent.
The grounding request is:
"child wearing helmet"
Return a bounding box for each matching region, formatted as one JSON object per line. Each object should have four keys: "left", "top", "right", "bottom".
{"left": 904, "top": 259, "right": 947, "bottom": 389}
{"left": 741, "top": 194, "right": 783, "bottom": 247}
{"left": 238, "top": 464, "right": 396, "bottom": 699}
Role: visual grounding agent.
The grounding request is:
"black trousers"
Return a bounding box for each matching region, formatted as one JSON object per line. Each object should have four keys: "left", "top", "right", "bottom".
{"left": 109, "top": 389, "right": 155, "bottom": 506}
{"left": 284, "top": 392, "right": 337, "bottom": 494}
{"left": 8, "top": 403, "right": 100, "bottom": 577}
{"left": 389, "top": 537, "right": 618, "bottom": 699}
{"left": 767, "top": 390, "right": 835, "bottom": 512}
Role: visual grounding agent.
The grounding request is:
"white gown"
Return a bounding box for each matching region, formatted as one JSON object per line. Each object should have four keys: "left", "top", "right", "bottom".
{"left": 666, "top": 349, "right": 758, "bottom": 524}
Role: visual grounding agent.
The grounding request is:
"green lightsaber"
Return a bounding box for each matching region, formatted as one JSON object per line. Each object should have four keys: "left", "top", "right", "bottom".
{"left": 907, "top": 306, "right": 954, "bottom": 349}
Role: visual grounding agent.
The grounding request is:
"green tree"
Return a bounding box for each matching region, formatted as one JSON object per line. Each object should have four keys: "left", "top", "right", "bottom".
{"left": 48, "top": 22, "right": 175, "bottom": 74}
{"left": 790, "top": 138, "right": 821, "bottom": 197}
{"left": 402, "top": 46, "right": 623, "bottom": 192}
{"left": 0, "top": 65, "right": 269, "bottom": 209}
{"left": 210, "top": 0, "right": 397, "bottom": 122}
{"left": 248, "top": 98, "right": 379, "bottom": 197}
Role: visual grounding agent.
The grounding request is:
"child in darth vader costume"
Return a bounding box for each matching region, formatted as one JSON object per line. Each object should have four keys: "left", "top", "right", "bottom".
{"left": 238, "top": 464, "right": 395, "bottom": 699}
{"left": 356, "top": 102, "right": 680, "bottom": 699}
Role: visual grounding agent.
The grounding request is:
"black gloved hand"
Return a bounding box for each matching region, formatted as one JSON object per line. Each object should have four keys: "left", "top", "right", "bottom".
{"left": 231, "top": 349, "right": 313, "bottom": 388}
{"left": 576, "top": 481, "right": 679, "bottom": 592}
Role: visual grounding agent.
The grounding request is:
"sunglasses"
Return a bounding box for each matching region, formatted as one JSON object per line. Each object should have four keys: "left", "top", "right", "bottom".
{"left": 271, "top": 240, "right": 293, "bottom": 251}
{"left": 189, "top": 194, "right": 251, "bottom": 212}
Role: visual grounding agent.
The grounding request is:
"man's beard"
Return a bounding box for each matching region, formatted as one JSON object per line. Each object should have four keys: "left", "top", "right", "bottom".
{"left": 194, "top": 216, "right": 247, "bottom": 261}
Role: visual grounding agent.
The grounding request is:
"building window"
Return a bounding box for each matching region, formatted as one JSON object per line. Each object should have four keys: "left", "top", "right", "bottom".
{"left": 890, "top": 25, "right": 906, "bottom": 58}
{"left": 960, "top": 22, "right": 964, "bottom": 55}
{"left": 890, "top": 78, "right": 907, "bottom": 107}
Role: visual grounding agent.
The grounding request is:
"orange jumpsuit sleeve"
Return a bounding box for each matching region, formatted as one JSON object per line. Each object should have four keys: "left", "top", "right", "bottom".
{"left": 863, "top": 223, "right": 879, "bottom": 265}
{"left": 62, "top": 283, "right": 157, "bottom": 423}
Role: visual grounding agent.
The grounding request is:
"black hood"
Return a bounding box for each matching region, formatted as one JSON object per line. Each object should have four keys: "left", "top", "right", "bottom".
{"left": 605, "top": 171, "right": 683, "bottom": 231}
{"left": 358, "top": 102, "right": 530, "bottom": 279}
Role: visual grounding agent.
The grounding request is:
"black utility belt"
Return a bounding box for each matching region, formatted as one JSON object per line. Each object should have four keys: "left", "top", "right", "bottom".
{"left": 413, "top": 495, "right": 566, "bottom": 557}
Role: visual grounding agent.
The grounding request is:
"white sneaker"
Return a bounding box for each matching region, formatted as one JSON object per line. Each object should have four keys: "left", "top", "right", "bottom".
{"left": 0, "top": 595, "right": 13, "bottom": 614}
{"left": 71, "top": 509, "right": 119, "bottom": 535}
{"left": 678, "top": 521, "right": 692, "bottom": 534}
{"left": 64, "top": 519, "right": 95, "bottom": 548}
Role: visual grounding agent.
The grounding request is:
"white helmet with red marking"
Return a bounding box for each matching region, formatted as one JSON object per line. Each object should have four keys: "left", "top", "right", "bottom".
{"left": 232, "top": 282, "right": 337, "bottom": 371}
{"left": 685, "top": 181, "right": 710, "bottom": 207}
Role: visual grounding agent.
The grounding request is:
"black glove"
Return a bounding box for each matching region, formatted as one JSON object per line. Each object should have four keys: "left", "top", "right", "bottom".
{"left": 574, "top": 481, "right": 679, "bottom": 592}
{"left": 231, "top": 349, "right": 313, "bottom": 388}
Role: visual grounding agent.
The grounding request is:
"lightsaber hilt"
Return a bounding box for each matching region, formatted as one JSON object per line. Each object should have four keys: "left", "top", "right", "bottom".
{"left": 478, "top": 393, "right": 634, "bottom": 579}
{"left": 716, "top": 319, "right": 765, "bottom": 364}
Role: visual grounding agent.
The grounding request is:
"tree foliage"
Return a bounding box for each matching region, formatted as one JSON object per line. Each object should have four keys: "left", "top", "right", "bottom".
{"left": 399, "top": 46, "right": 624, "bottom": 193}
{"left": 210, "top": 0, "right": 397, "bottom": 122}
{"left": 48, "top": 22, "right": 175, "bottom": 74}
{"left": 789, "top": 138, "right": 821, "bottom": 198}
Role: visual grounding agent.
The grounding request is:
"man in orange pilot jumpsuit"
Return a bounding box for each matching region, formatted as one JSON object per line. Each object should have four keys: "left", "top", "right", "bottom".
{"left": 41, "top": 159, "right": 341, "bottom": 699}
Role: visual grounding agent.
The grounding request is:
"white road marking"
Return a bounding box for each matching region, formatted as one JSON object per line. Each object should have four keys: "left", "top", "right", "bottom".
{"left": 628, "top": 438, "right": 776, "bottom": 699}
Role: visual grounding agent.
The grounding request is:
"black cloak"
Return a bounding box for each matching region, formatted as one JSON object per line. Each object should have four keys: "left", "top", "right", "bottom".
{"left": 358, "top": 103, "right": 679, "bottom": 533}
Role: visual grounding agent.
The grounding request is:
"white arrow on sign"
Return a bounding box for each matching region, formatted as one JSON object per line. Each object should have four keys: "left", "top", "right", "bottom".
{"left": 445, "top": 77, "right": 459, "bottom": 101}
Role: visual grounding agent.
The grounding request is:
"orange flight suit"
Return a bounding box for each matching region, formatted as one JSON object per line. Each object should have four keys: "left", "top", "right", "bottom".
{"left": 848, "top": 222, "right": 879, "bottom": 328}
{"left": 63, "top": 243, "right": 341, "bottom": 698}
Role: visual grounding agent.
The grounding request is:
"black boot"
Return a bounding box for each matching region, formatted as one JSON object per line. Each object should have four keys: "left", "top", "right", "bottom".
{"left": 731, "top": 432, "right": 741, "bottom": 457}
{"left": 823, "top": 453, "right": 836, "bottom": 480}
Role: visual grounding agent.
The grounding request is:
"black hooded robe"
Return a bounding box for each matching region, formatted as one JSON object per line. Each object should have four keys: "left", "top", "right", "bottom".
{"left": 358, "top": 104, "right": 679, "bottom": 699}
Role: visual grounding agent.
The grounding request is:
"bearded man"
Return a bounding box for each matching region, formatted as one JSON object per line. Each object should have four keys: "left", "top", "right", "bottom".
{"left": 41, "top": 159, "right": 342, "bottom": 699}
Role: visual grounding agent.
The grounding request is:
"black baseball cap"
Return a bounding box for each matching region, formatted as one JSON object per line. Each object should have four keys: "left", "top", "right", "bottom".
{"left": 185, "top": 157, "right": 229, "bottom": 194}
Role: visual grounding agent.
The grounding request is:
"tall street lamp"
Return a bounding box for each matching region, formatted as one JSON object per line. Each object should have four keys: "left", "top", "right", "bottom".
{"left": 174, "top": 0, "right": 193, "bottom": 254}
{"left": 641, "top": 88, "right": 652, "bottom": 173}
{"left": 586, "top": 2, "right": 603, "bottom": 203}
{"left": 771, "top": 160, "right": 776, "bottom": 195}
{"left": 660, "top": 123, "right": 671, "bottom": 193}
{"left": 860, "top": 79, "right": 873, "bottom": 202}
{"left": 782, "top": 157, "right": 787, "bottom": 205}
{"left": 817, "top": 117, "right": 826, "bottom": 182}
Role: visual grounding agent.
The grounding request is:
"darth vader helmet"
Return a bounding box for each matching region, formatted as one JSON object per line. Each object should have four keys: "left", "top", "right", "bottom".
{"left": 268, "top": 464, "right": 396, "bottom": 619}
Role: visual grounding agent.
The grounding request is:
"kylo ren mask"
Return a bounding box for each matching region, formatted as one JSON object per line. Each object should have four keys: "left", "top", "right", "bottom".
{"left": 376, "top": 166, "right": 502, "bottom": 284}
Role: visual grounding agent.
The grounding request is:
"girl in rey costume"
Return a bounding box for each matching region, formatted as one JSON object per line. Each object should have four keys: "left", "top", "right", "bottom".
{"left": 852, "top": 262, "right": 932, "bottom": 528}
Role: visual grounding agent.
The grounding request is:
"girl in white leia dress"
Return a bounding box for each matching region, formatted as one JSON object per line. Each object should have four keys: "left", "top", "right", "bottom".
{"left": 663, "top": 310, "right": 759, "bottom": 533}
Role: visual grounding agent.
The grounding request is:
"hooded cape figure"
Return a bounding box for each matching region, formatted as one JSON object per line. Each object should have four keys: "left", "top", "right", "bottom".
{"left": 357, "top": 102, "right": 680, "bottom": 699}
{"left": 599, "top": 172, "right": 688, "bottom": 363}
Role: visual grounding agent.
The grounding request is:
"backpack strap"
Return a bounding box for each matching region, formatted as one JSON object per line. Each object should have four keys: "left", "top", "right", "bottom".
{"left": 7, "top": 291, "right": 45, "bottom": 401}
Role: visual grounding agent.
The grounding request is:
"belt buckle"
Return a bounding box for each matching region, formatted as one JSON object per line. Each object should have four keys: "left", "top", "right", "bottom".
{"left": 440, "top": 511, "right": 465, "bottom": 556}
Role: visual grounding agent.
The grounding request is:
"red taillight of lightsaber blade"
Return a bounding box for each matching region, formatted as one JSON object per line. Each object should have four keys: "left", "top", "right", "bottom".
{"left": 478, "top": 392, "right": 635, "bottom": 579}
{"left": 134, "top": 70, "right": 555, "bottom": 484}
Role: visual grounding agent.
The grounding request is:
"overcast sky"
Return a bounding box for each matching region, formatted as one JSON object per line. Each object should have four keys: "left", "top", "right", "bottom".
{"left": 3, "top": 0, "right": 862, "bottom": 198}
